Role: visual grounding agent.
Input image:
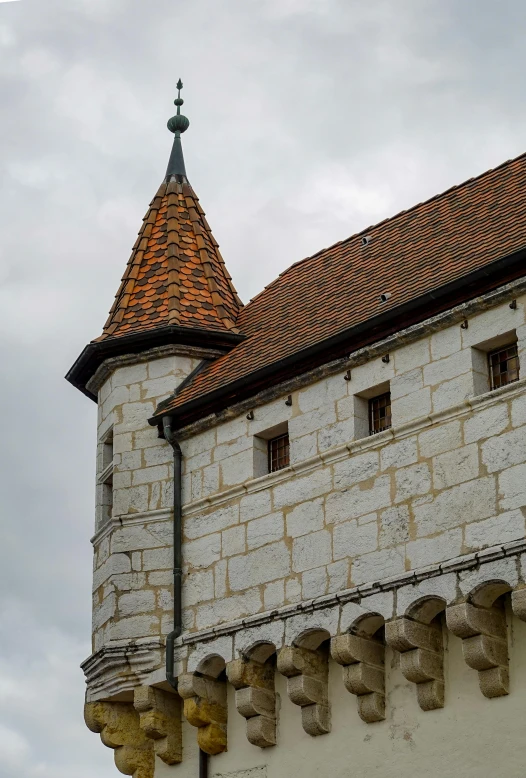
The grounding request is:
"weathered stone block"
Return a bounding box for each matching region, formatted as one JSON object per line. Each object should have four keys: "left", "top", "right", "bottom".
{"left": 246, "top": 513, "right": 283, "bottom": 550}
{"left": 229, "top": 542, "right": 290, "bottom": 590}
{"left": 380, "top": 437, "right": 417, "bottom": 471}
{"left": 431, "top": 374, "right": 473, "bottom": 413}
{"left": 433, "top": 444, "right": 479, "bottom": 490}
{"left": 406, "top": 529, "right": 462, "bottom": 569}
{"left": 333, "top": 520, "right": 378, "bottom": 561}
{"left": 395, "top": 463, "right": 431, "bottom": 502}
{"left": 482, "top": 427, "right": 526, "bottom": 473}
{"left": 465, "top": 509, "right": 525, "bottom": 549}
{"left": 413, "top": 476, "right": 496, "bottom": 536}
{"left": 394, "top": 338, "right": 430, "bottom": 374}
{"left": 292, "top": 530, "right": 332, "bottom": 572}
{"left": 464, "top": 404, "right": 509, "bottom": 444}
{"left": 351, "top": 547, "right": 405, "bottom": 585}
{"left": 327, "top": 475, "right": 391, "bottom": 525}
{"left": 333, "top": 451, "right": 379, "bottom": 490}
{"left": 183, "top": 534, "right": 221, "bottom": 570}
{"left": 418, "top": 420, "right": 462, "bottom": 459}
{"left": 185, "top": 503, "right": 239, "bottom": 541}
{"left": 379, "top": 505, "right": 410, "bottom": 548}
{"left": 272, "top": 468, "right": 332, "bottom": 510}
{"left": 285, "top": 498, "right": 324, "bottom": 538}
{"left": 118, "top": 590, "right": 156, "bottom": 617}
{"left": 240, "top": 490, "right": 272, "bottom": 523}
{"left": 392, "top": 387, "right": 432, "bottom": 424}
{"left": 498, "top": 464, "right": 526, "bottom": 511}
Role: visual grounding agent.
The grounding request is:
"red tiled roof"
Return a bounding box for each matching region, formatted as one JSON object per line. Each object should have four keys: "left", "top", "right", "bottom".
{"left": 95, "top": 178, "right": 242, "bottom": 341}
{"left": 153, "top": 152, "right": 526, "bottom": 423}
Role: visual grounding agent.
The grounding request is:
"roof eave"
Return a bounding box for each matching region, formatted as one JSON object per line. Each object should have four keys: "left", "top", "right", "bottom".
{"left": 66, "top": 325, "right": 246, "bottom": 401}
{"left": 150, "top": 245, "right": 526, "bottom": 428}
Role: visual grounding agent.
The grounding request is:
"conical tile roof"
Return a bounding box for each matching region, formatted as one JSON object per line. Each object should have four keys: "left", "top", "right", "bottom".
{"left": 95, "top": 177, "right": 242, "bottom": 342}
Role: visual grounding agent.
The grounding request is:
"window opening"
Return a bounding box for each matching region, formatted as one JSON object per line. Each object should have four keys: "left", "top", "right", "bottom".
{"left": 268, "top": 433, "right": 290, "bottom": 473}
{"left": 369, "top": 392, "right": 391, "bottom": 435}
{"left": 488, "top": 344, "right": 519, "bottom": 390}
{"left": 98, "top": 428, "right": 114, "bottom": 527}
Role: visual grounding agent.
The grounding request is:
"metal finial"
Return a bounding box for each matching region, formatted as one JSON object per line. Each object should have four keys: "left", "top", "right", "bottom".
{"left": 168, "top": 79, "right": 190, "bottom": 135}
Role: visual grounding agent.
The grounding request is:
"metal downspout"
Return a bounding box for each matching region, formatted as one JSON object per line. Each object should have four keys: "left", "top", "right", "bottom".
{"left": 162, "top": 415, "right": 182, "bottom": 691}
{"left": 163, "top": 415, "right": 208, "bottom": 778}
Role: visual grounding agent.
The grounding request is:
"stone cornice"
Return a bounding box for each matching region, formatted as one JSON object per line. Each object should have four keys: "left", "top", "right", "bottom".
{"left": 82, "top": 638, "right": 164, "bottom": 698}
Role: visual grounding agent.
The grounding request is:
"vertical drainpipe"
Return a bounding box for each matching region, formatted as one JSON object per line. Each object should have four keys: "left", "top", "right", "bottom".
{"left": 162, "top": 415, "right": 208, "bottom": 778}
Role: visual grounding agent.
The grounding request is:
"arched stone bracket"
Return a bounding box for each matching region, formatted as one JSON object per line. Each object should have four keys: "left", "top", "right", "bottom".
{"left": 385, "top": 616, "right": 444, "bottom": 711}
{"left": 331, "top": 628, "right": 385, "bottom": 723}
{"left": 277, "top": 643, "right": 330, "bottom": 737}
{"left": 446, "top": 601, "right": 509, "bottom": 698}
{"left": 133, "top": 686, "right": 182, "bottom": 765}
{"left": 178, "top": 671, "right": 228, "bottom": 755}
{"left": 84, "top": 701, "right": 155, "bottom": 778}
{"left": 227, "top": 649, "right": 277, "bottom": 748}
{"left": 511, "top": 587, "right": 526, "bottom": 621}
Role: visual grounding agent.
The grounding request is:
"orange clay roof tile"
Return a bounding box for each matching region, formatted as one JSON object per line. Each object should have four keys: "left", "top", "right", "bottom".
{"left": 154, "top": 151, "right": 526, "bottom": 421}
{"left": 95, "top": 179, "right": 242, "bottom": 343}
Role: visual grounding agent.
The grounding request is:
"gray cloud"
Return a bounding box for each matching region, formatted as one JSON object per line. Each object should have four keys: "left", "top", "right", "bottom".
{"left": 1, "top": 0, "right": 525, "bottom": 774}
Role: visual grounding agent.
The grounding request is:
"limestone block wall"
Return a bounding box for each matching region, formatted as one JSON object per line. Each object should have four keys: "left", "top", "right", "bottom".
{"left": 174, "top": 294, "right": 526, "bottom": 634}
{"left": 92, "top": 353, "right": 201, "bottom": 651}
{"left": 88, "top": 289, "right": 526, "bottom": 667}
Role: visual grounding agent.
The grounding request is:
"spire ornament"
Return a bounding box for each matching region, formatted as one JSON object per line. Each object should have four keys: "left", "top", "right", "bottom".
{"left": 167, "top": 79, "right": 190, "bottom": 135}
{"left": 165, "top": 79, "right": 189, "bottom": 180}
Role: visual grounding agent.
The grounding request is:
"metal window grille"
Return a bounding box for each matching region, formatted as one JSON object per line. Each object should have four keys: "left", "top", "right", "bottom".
{"left": 488, "top": 344, "right": 520, "bottom": 390}
{"left": 369, "top": 392, "right": 392, "bottom": 435}
{"left": 268, "top": 433, "right": 290, "bottom": 473}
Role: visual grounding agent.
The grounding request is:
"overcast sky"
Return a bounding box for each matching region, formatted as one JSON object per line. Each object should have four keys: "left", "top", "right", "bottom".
{"left": 1, "top": 0, "right": 526, "bottom": 775}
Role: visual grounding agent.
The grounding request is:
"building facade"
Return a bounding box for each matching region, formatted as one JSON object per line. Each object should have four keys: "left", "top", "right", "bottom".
{"left": 68, "top": 90, "right": 526, "bottom": 778}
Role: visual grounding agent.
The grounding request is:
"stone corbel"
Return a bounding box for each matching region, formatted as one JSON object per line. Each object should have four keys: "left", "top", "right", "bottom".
{"left": 511, "top": 587, "right": 526, "bottom": 621}
{"left": 133, "top": 686, "right": 182, "bottom": 765}
{"left": 446, "top": 601, "right": 508, "bottom": 698}
{"left": 178, "top": 672, "right": 228, "bottom": 755}
{"left": 331, "top": 633, "right": 385, "bottom": 723}
{"left": 84, "top": 701, "right": 154, "bottom": 778}
{"left": 227, "top": 654, "right": 277, "bottom": 748}
{"left": 277, "top": 645, "right": 330, "bottom": 736}
{"left": 385, "top": 617, "right": 444, "bottom": 710}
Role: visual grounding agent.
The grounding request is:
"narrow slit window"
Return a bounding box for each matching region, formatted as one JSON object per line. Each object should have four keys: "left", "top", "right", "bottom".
{"left": 268, "top": 433, "right": 290, "bottom": 473}
{"left": 98, "top": 428, "right": 114, "bottom": 528}
{"left": 488, "top": 344, "right": 519, "bottom": 390}
{"left": 369, "top": 392, "right": 391, "bottom": 435}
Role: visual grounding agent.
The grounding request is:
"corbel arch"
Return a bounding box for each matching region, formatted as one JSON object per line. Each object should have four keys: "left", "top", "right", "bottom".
{"left": 227, "top": 641, "right": 278, "bottom": 748}
{"left": 277, "top": 628, "right": 331, "bottom": 736}
{"left": 332, "top": 611, "right": 386, "bottom": 723}
{"left": 178, "top": 653, "right": 228, "bottom": 755}
{"left": 447, "top": 579, "right": 511, "bottom": 698}
{"left": 386, "top": 595, "right": 446, "bottom": 711}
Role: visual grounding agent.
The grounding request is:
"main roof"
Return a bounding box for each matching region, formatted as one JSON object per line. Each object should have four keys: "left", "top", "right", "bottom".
{"left": 153, "top": 151, "right": 526, "bottom": 426}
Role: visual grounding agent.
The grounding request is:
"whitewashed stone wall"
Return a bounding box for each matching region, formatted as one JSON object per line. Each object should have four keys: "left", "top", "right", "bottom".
{"left": 90, "top": 293, "right": 526, "bottom": 660}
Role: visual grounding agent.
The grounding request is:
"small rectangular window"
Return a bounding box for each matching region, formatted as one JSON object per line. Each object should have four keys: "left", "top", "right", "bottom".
{"left": 268, "top": 433, "right": 290, "bottom": 473}
{"left": 488, "top": 344, "right": 519, "bottom": 390}
{"left": 369, "top": 392, "right": 392, "bottom": 435}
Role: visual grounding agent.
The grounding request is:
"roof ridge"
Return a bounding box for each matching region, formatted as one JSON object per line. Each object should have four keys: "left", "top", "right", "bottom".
{"left": 244, "top": 150, "right": 526, "bottom": 310}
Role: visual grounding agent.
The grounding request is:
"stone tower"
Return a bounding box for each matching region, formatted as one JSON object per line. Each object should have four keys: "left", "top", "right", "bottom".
{"left": 69, "top": 91, "right": 526, "bottom": 778}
